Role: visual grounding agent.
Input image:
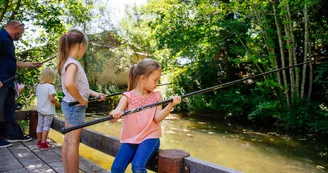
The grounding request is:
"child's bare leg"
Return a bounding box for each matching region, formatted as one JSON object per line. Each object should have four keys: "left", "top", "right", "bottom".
{"left": 67, "top": 128, "right": 82, "bottom": 173}
{"left": 62, "top": 121, "right": 69, "bottom": 173}
{"left": 41, "top": 131, "right": 49, "bottom": 142}
{"left": 37, "top": 132, "right": 42, "bottom": 142}
{"left": 36, "top": 114, "right": 44, "bottom": 143}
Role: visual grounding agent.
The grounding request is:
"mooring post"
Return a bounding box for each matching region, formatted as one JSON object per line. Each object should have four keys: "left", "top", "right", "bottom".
{"left": 158, "top": 149, "right": 190, "bottom": 173}
{"left": 28, "top": 111, "right": 38, "bottom": 138}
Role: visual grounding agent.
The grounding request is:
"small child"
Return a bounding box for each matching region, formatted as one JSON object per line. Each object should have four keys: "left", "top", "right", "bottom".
{"left": 36, "top": 68, "right": 60, "bottom": 149}
{"left": 110, "top": 58, "right": 181, "bottom": 173}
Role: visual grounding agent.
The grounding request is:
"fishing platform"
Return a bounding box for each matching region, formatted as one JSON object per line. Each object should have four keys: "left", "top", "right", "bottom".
{"left": 0, "top": 110, "right": 242, "bottom": 173}
{"left": 0, "top": 139, "right": 107, "bottom": 173}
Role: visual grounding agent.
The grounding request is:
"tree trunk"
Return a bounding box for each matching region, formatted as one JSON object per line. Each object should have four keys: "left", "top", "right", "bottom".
{"left": 284, "top": 6, "right": 295, "bottom": 103}
{"left": 273, "top": 0, "right": 290, "bottom": 107}
{"left": 9, "top": 0, "right": 22, "bottom": 21}
{"left": 286, "top": 1, "right": 300, "bottom": 97}
{"left": 0, "top": 0, "right": 10, "bottom": 23}
{"left": 301, "top": 3, "right": 309, "bottom": 98}
{"left": 252, "top": 4, "right": 281, "bottom": 85}
{"left": 307, "top": 35, "right": 313, "bottom": 103}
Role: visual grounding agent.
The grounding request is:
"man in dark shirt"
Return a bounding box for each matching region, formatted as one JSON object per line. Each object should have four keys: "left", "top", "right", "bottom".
{"left": 0, "top": 20, "right": 41, "bottom": 148}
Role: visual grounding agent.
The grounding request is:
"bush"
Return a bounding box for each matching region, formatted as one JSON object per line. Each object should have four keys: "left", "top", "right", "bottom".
{"left": 165, "top": 60, "right": 328, "bottom": 134}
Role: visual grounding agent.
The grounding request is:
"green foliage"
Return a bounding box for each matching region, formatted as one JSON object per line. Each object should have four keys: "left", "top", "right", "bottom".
{"left": 89, "top": 83, "right": 122, "bottom": 110}
{"left": 248, "top": 100, "right": 281, "bottom": 121}
{"left": 0, "top": 1, "right": 91, "bottom": 106}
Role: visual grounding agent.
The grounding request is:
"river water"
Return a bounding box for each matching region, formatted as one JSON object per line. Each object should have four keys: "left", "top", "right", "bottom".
{"left": 49, "top": 113, "right": 328, "bottom": 173}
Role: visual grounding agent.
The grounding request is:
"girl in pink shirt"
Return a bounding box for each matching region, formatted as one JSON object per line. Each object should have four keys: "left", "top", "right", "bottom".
{"left": 110, "top": 58, "right": 181, "bottom": 173}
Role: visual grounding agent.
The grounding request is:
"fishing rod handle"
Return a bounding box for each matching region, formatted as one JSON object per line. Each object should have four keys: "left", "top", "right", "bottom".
{"left": 61, "top": 115, "right": 114, "bottom": 133}
{"left": 1, "top": 55, "right": 56, "bottom": 85}
{"left": 61, "top": 98, "right": 174, "bottom": 133}
{"left": 68, "top": 92, "right": 123, "bottom": 106}
{"left": 1, "top": 76, "right": 16, "bottom": 84}
{"left": 68, "top": 97, "right": 99, "bottom": 106}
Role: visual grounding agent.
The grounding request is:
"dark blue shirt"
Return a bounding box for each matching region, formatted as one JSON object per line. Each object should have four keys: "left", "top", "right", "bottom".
{"left": 0, "top": 29, "right": 16, "bottom": 87}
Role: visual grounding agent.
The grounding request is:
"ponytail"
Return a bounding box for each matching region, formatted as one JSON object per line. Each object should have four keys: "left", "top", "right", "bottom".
{"left": 57, "top": 35, "right": 69, "bottom": 75}
{"left": 128, "top": 65, "right": 136, "bottom": 91}
{"left": 127, "top": 58, "right": 162, "bottom": 91}
{"left": 57, "top": 29, "right": 88, "bottom": 75}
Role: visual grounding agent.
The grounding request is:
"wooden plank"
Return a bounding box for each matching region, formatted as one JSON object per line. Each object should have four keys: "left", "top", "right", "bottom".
{"left": 8, "top": 142, "right": 41, "bottom": 166}
{"left": 23, "top": 140, "right": 103, "bottom": 173}
{"left": 0, "top": 148, "right": 24, "bottom": 172}
{"left": 184, "top": 157, "right": 243, "bottom": 173}
{"left": 44, "top": 136, "right": 108, "bottom": 173}
{"left": 24, "top": 161, "right": 56, "bottom": 173}
{"left": 51, "top": 117, "right": 65, "bottom": 132}
{"left": 2, "top": 168, "right": 29, "bottom": 173}
{"left": 47, "top": 161, "right": 65, "bottom": 173}
{"left": 16, "top": 111, "right": 31, "bottom": 120}
{"left": 47, "top": 161, "right": 88, "bottom": 173}
{"left": 1, "top": 139, "right": 106, "bottom": 173}
{"left": 80, "top": 128, "right": 121, "bottom": 157}
{"left": 79, "top": 155, "right": 109, "bottom": 173}
{"left": 52, "top": 146, "right": 62, "bottom": 156}
{"left": 44, "top": 148, "right": 88, "bottom": 173}
{"left": 7, "top": 142, "right": 56, "bottom": 173}
{"left": 23, "top": 140, "right": 61, "bottom": 163}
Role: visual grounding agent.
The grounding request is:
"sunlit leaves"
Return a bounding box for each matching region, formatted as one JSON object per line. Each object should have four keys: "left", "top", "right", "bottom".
{"left": 0, "top": 0, "right": 91, "bottom": 105}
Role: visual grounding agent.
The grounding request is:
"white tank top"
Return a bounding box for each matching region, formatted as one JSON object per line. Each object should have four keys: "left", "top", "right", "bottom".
{"left": 61, "top": 57, "right": 90, "bottom": 102}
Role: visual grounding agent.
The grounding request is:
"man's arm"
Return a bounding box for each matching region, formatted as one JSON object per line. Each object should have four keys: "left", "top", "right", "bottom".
{"left": 16, "top": 61, "right": 40, "bottom": 68}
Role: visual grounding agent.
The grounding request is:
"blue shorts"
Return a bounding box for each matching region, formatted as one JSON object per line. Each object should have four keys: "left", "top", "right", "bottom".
{"left": 61, "top": 100, "right": 87, "bottom": 125}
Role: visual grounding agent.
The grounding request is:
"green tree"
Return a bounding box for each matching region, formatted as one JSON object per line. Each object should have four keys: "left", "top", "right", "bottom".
{"left": 119, "top": 0, "right": 328, "bottom": 133}
{"left": 0, "top": 0, "right": 91, "bottom": 105}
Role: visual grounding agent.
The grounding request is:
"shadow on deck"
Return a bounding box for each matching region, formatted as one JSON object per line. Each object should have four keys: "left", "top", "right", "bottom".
{"left": 0, "top": 139, "right": 108, "bottom": 173}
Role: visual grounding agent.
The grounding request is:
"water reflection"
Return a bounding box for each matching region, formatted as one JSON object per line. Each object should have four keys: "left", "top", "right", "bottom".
{"left": 49, "top": 113, "right": 328, "bottom": 173}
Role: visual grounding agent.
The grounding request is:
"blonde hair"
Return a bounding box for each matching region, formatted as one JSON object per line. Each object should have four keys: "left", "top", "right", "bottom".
{"left": 57, "top": 29, "right": 88, "bottom": 75}
{"left": 40, "top": 68, "right": 56, "bottom": 84}
{"left": 128, "top": 58, "right": 162, "bottom": 91}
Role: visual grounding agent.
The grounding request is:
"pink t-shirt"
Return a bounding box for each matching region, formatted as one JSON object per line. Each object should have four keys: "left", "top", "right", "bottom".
{"left": 120, "top": 90, "right": 162, "bottom": 144}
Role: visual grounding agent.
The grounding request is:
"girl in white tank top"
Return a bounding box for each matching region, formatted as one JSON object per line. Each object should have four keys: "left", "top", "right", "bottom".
{"left": 57, "top": 29, "right": 106, "bottom": 173}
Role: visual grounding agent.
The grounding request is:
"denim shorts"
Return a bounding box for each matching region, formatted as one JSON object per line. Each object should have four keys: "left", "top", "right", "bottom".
{"left": 61, "top": 100, "right": 87, "bottom": 125}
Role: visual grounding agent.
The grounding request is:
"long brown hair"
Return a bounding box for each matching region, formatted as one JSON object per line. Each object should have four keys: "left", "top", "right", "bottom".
{"left": 57, "top": 29, "right": 88, "bottom": 75}
{"left": 128, "top": 58, "right": 162, "bottom": 91}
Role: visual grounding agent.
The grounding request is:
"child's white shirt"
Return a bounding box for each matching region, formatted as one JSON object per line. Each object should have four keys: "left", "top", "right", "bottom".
{"left": 36, "top": 83, "right": 57, "bottom": 115}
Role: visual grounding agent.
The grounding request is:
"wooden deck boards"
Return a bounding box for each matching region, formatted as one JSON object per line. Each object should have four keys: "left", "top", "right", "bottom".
{"left": 0, "top": 139, "right": 109, "bottom": 173}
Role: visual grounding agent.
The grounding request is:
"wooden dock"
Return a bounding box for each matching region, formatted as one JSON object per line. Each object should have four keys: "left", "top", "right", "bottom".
{"left": 0, "top": 139, "right": 109, "bottom": 173}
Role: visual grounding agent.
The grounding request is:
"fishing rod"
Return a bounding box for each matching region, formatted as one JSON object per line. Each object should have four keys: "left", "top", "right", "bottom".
{"left": 61, "top": 57, "right": 327, "bottom": 134}
{"left": 1, "top": 55, "right": 57, "bottom": 84}
{"left": 68, "top": 91, "right": 122, "bottom": 106}
{"left": 68, "top": 82, "right": 176, "bottom": 106}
